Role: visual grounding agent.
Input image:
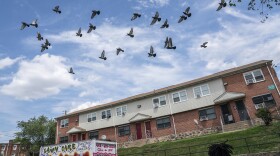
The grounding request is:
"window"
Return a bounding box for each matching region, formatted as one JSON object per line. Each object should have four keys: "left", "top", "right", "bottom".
{"left": 101, "top": 110, "right": 111, "bottom": 119}
{"left": 252, "top": 93, "right": 276, "bottom": 109}
{"left": 172, "top": 90, "right": 187, "bottom": 103}
{"left": 193, "top": 84, "right": 210, "bottom": 98}
{"left": 59, "top": 136, "right": 68, "bottom": 143}
{"left": 87, "top": 113, "right": 97, "bottom": 122}
{"left": 243, "top": 69, "right": 264, "bottom": 84}
{"left": 156, "top": 117, "right": 171, "bottom": 129}
{"left": 1, "top": 145, "right": 5, "bottom": 150}
{"left": 13, "top": 145, "right": 17, "bottom": 150}
{"left": 118, "top": 125, "right": 130, "bottom": 136}
{"left": 153, "top": 96, "right": 166, "bottom": 108}
{"left": 89, "top": 131, "right": 99, "bottom": 140}
{"left": 60, "top": 119, "right": 69, "bottom": 128}
{"left": 116, "top": 105, "right": 127, "bottom": 116}
{"left": 199, "top": 107, "right": 216, "bottom": 121}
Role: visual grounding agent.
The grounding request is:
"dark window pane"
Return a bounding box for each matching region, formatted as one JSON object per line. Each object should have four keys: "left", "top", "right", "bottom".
{"left": 156, "top": 117, "right": 171, "bottom": 129}
{"left": 252, "top": 96, "right": 264, "bottom": 104}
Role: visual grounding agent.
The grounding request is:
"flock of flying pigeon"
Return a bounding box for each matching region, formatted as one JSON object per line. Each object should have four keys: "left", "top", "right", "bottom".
{"left": 20, "top": 0, "right": 227, "bottom": 74}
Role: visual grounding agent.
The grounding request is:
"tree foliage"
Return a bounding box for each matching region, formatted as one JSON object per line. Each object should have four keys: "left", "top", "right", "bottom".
{"left": 255, "top": 108, "right": 273, "bottom": 126}
{"left": 14, "top": 115, "right": 56, "bottom": 155}
{"left": 208, "top": 140, "right": 233, "bottom": 156}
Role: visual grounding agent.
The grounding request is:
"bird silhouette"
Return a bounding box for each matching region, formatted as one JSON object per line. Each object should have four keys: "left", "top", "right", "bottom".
{"left": 99, "top": 50, "right": 107, "bottom": 60}
{"left": 178, "top": 15, "right": 187, "bottom": 23}
{"left": 150, "top": 11, "right": 161, "bottom": 25}
{"left": 116, "top": 48, "right": 124, "bottom": 55}
{"left": 69, "top": 67, "right": 75, "bottom": 74}
{"left": 53, "top": 6, "right": 61, "bottom": 14}
{"left": 44, "top": 39, "right": 51, "bottom": 47}
{"left": 91, "top": 10, "right": 100, "bottom": 19}
{"left": 166, "top": 37, "right": 176, "bottom": 49}
{"left": 127, "top": 28, "right": 134, "bottom": 38}
{"left": 160, "top": 19, "right": 169, "bottom": 28}
{"left": 164, "top": 37, "right": 169, "bottom": 48}
{"left": 217, "top": 0, "right": 227, "bottom": 11}
{"left": 41, "top": 44, "right": 48, "bottom": 52}
{"left": 183, "top": 7, "right": 192, "bottom": 17}
{"left": 76, "top": 28, "right": 82, "bottom": 37}
{"left": 30, "top": 19, "right": 38, "bottom": 28}
{"left": 87, "top": 23, "right": 96, "bottom": 33}
{"left": 20, "top": 22, "right": 29, "bottom": 30}
{"left": 131, "top": 13, "right": 141, "bottom": 21}
{"left": 201, "top": 42, "right": 208, "bottom": 48}
{"left": 37, "top": 32, "right": 43, "bottom": 41}
{"left": 148, "top": 46, "right": 156, "bottom": 57}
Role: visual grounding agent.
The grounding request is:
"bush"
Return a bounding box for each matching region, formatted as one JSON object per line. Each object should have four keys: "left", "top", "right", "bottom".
{"left": 208, "top": 140, "right": 233, "bottom": 156}
{"left": 255, "top": 108, "right": 272, "bottom": 126}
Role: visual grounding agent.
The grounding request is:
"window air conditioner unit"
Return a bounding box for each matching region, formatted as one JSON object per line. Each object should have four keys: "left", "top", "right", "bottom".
{"left": 107, "top": 115, "right": 111, "bottom": 118}
{"left": 154, "top": 103, "right": 159, "bottom": 108}
{"left": 246, "top": 79, "right": 254, "bottom": 85}
{"left": 200, "top": 116, "right": 208, "bottom": 121}
{"left": 255, "top": 103, "right": 265, "bottom": 109}
{"left": 196, "top": 94, "right": 201, "bottom": 98}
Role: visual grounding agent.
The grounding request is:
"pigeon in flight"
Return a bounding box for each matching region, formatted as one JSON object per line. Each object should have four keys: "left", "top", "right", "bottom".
{"left": 20, "top": 22, "right": 29, "bottom": 30}
{"left": 87, "top": 23, "right": 96, "bottom": 33}
{"left": 166, "top": 37, "right": 176, "bottom": 49}
{"left": 178, "top": 15, "right": 187, "bottom": 23}
{"left": 160, "top": 19, "right": 169, "bottom": 28}
{"left": 116, "top": 48, "right": 124, "bottom": 55}
{"left": 183, "top": 7, "right": 192, "bottom": 17}
{"left": 99, "top": 50, "right": 107, "bottom": 60}
{"left": 217, "top": 0, "right": 227, "bottom": 11}
{"left": 131, "top": 13, "right": 141, "bottom": 21}
{"left": 37, "top": 32, "right": 43, "bottom": 41}
{"left": 127, "top": 28, "right": 134, "bottom": 38}
{"left": 30, "top": 19, "right": 38, "bottom": 28}
{"left": 69, "top": 67, "right": 75, "bottom": 74}
{"left": 91, "top": 10, "right": 100, "bottom": 19}
{"left": 201, "top": 42, "right": 208, "bottom": 48}
{"left": 148, "top": 46, "right": 156, "bottom": 57}
{"left": 41, "top": 44, "right": 48, "bottom": 52}
{"left": 44, "top": 39, "right": 51, "bottom": 47}
{"left": 164, "top": 37, "right": 169, "bottom": 48}
{"left": 53, "top": 6, "right": 61, "bottom": 14}
{"left": 150, "top": 11, "right": 161, "bottom": 25}
{"left": 76, "top": 28, "right": 82, "bottom": 37}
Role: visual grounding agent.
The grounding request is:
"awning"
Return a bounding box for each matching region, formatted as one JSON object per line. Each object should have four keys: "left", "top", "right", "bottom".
{"left": 129, "top": 113, "right": 152, "bottom": 123}
{"left": 214, "top": 92, "right": 245, "bottom": 104}
{"left": 66, "top": 127, "right": 86, "bottom": 134}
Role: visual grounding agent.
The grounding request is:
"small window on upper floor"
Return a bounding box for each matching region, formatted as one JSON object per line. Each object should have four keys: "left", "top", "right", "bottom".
{"left": 243, "top": 69, "right": 264, "bottom": 85}
{"left": 172, "top": 90, "right": 187, "bottom": 103}
{"left": 101, "top": 109, "right": 111, "bottom": 119}
{"left": 60, "top": 118, "right": 69, "bottom": 128}
{"left": 193, "top": 84, "right": 210, "bottom": 98}
{"left": 87, "top": 113, "right": 97, "bottom": 122}
{"left": 116, "top": 105, "right": 127, "bottom": 116}
{"left": 13, "top": 145, "right": 17, "bottom": 150}
{"left": 153, "top": 96, "right": 166, "bottom": 108}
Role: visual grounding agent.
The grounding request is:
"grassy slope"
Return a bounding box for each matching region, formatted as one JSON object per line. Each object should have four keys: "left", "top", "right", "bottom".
{"left": 118, "top": 122, "right": 280, "bottom": 156}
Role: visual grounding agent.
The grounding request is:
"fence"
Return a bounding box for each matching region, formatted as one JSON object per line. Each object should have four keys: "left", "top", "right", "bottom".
{"left": 118, "top": 133, "right": 280, "bottom": 156}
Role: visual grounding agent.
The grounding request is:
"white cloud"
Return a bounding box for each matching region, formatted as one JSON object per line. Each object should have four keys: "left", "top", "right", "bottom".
{"left": 136, "top": 0, "right": 169, "bottom": 8}
{"left": 0, "top": 54, "right": 80, "bottom": 100}
{"left": 0, "top": 57, "right": 22, "bottom": 70}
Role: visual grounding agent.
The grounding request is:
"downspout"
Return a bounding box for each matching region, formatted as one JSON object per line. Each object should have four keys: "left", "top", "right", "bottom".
{"left": 111, "top": 104, "right": 117, "bottom": 143}
{"left": 266, "top": 62, "right": 280, "bottom": 96}
{"left": 166, "top": 88, "right": 177, "bottom": 136}
{"left": 56, "top": 120, "right": 59, "bottom": 144}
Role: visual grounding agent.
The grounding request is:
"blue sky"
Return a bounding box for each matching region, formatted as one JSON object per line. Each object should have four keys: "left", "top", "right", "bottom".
{"left": 1, "top": 0, "right": 280, "bottom": 142}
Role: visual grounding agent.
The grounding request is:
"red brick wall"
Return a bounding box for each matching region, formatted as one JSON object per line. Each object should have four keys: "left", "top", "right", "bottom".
{"left": 98, "top": 127, "right": 116, "bottom": 141}
{"left": 222, "top": 65, "right": 280, "bottom": 119}
{"left": 57, "top": 115, "right": 79, "bottom": 143}
{"left": 150, "top": 116, "right": 174, "bottom": 138}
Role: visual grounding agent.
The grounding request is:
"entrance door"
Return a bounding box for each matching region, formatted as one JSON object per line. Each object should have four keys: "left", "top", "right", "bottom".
{"left": 145, "top": 121, "right": 152, "bottom": 138}
{"left": 235, "top": 100, "right": 250, "bottom": 121}
{"left": 220, "top": 103, "right": 234, "bottom": 124}
{"left": 136, "top": 123, "right": 142, "bottom": 139}
{"left": 72, "top": 134, "right": 77, "bottom": 142}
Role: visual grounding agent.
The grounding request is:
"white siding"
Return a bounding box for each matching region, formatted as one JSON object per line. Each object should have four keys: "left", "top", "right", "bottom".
{"left": 79, "top": 79, "right": 225, "bottom": 131}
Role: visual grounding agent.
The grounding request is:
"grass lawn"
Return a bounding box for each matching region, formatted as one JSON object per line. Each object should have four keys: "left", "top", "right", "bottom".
{"left": 118, "top": 122, "right": 280, "bottom": 156}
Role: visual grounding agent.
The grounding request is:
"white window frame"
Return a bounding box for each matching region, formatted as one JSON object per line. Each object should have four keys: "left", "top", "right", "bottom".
{"left": 101, "top": 109, "right": 112, "bottom": 119}
{"left": 13, "top": 145, "right": 17, "bottom": 150}
{"left": 243, "top": 69, "right": 265, "bottom": 85}
{"left": 193, "top": 84, "right": 210, "bottom": 98}
{"left": 116, "top": 105, "right": 127, "bottom": 116}
{"left": 172, "top": 90, "right": 187, "bottom": 103}
{"left": 152, "top": 95, "right": 167, "bottom": 108}
{"left": 87, "top": 112, "right": 97, "bottom": 122}
{"left": 60, "top": 118, "right": 69, "bottom": 128}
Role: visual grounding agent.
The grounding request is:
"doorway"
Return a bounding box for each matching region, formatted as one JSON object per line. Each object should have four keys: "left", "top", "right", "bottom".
{"left": 235, "top": 100, "right": 250, "bottom": 121}
{"left": 136, "top": 123, "right": 142, "bottom": 139}
{"left": 220, "top": 103, "right": 234, "bottom": 124}
{"left": 145, "top": 121, "right": 152, "bottom": 138}
{"left": 72, "top": 134, "right": 77, "bottom": 142}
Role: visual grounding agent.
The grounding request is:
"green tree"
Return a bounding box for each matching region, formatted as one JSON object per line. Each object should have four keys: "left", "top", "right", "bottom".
{"left": 14, "top": 115, "right": 56, "bottom": 156}
{"left": 255, "top": 108, "right": 273, "bottom": 126}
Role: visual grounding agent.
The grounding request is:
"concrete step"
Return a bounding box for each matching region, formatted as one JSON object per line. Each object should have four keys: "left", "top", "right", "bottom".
{"left": 223, "top": 120, "right": 252, "bottom": 132}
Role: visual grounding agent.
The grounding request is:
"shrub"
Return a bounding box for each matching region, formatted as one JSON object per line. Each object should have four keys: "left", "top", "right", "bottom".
{"left": 208, "top": 140, "right": 233, "bottom": 156}
{"left": 255, "top": 108, "right": 272, "bottom": 126}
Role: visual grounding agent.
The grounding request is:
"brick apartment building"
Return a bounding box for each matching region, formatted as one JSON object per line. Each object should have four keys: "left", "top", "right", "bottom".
{"left": 0, "top": 140, "right": 27, "bottom": 156}
{"left": 55, "top": 60, "right": 280, "bottom": 145}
